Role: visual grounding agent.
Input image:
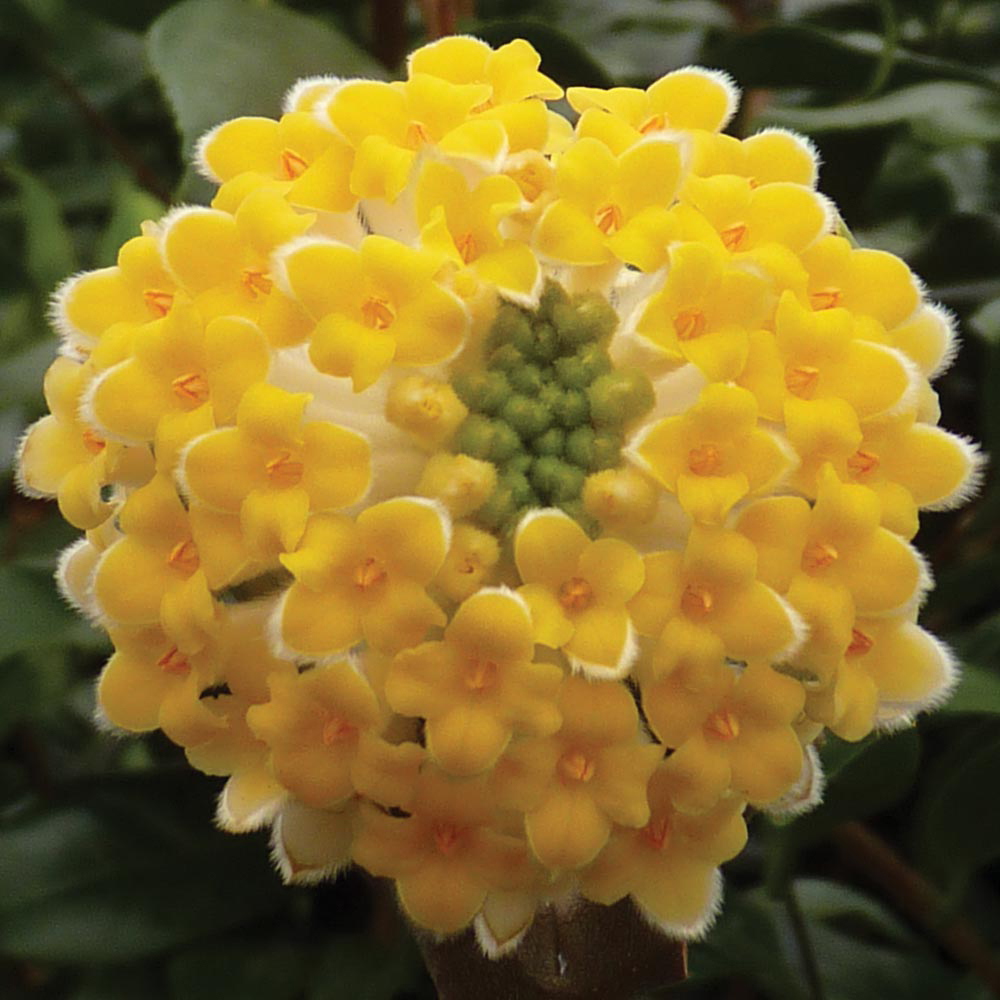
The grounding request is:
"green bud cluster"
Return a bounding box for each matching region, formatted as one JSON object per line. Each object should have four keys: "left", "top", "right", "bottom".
{"left": 450, "top": 281, "right": 655, "bottom": 535}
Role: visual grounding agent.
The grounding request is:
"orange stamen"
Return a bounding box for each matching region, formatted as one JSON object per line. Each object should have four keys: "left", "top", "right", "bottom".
{"left": 747, "top": 177, "right": 760, "bottom": 190}
{"left": 638, "top": 112, "right": 666, "bottom": 135}
{"left": 847, "top": 449, "right": 880, "bottom": 478}
{"left": 433, "top": 822, "right": 462, "bottom": 855}
{"left": 279, "top": 148, "right": 308, "bottom": 180}
{"left": 558, "top": 577, "right": 593, "bottom": 612}
{"left": 361, "top": 295, "right": 395, "bottom": 330}
{"left": 265, "top": 451, "right": 304, "bottom": 488}
{"left": 802, "top": 541, "right": 838, "bottom": 571}
{"left": 156, "top": 646, "right": 190, "bottom": 676}
{"left": 688, "top": 444, "right": 721, "bottom": 476}
{"left": 143, "top": 289, "right": 174, "bottom": 317}
{"left": 171, "top": 372, "right": 210, "bottom": 405}
{"left": 167, "top": 538, "right": 200, "bottom": 573}
{"left": 405, "top": 121, "right": 430, "bottom": 149}
{"left": 321, "top": 716, "right": 357, "bottom": 746}
{"left": 242, "top": 269, "right": 273, "bottom": 297}
{"left": 674, "top": 308, "right": 706, "bottom": 342}
{"left": 507, "top": 163, "right": 545, "bottom": 202}
{"left": 810, "top": 287, "right": 842, "bottom": 311}
{"left": 704, "top": 707, "right": 740, "bottom": 741}
{"left": 642, "top": 815, "right": 672, "bottom": 850}
{"left": 721, "top": 223, "right": 747, "bottom": 251}
{"left": 81, "top": 428, "right": 106, "bottom": 455}
{"left": 558, "top": 750, "right": 596, "bottom": 783}
{"left": 785, "top": 364, "right": 820, "bottom": 398}
{"left": 681, "top": 584, "right": 713, "bottom": 618}
{"left": 455, "top": 232, "right": 478, "bottom": 265}
{"left": 464, "top": 657, "right": 499, "bottom": 692}
{"left": 353, "top": 557, "right": 387, "bottom": 591}
{"left": 847, "top": 628, "right": 874, "bottom": 657}
{"left": 595, "top": 203, "right": 623, "bottom": 236}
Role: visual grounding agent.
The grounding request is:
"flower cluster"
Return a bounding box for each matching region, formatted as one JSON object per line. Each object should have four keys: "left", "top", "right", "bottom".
{"left": 18, "top": 35, "right": 980, "bottom": 951}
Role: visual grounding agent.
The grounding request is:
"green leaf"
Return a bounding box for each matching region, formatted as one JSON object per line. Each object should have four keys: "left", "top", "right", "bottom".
{"left": 0, "top": 771, "right": 290, "bottom": 962}
{"left": 168, "top": 938, "right": 307, "bottom": 1000}
{"left": 968, "top": 295, "right": 1000, "bottom": 343}
{"left": 758, "top": 82, "right": 1000, "bottom": 145}
{"left": 911, "top": 717, "right": 1000, "bottom": 892}
{"left": 147, "top": 0, "right": 386, "bottom": 158}
{"left": 940, "top": 662, "right": 1000, "bottom": 714}
{"left": 6, "top": 165, "right": 78, "bottom": 293}
{"left": 306, "top": 933, "right": 430, "bottom": 1000}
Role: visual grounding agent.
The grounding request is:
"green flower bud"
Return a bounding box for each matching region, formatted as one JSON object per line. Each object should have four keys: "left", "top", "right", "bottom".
{"left": 489, "top": 343, "right": 525, "bottom": 372}
{"left": 490, "top": 421, "right": 522, "bottom": 462}
{"left": 538, "top": 280, "right": 570, "bottom": 322}
{"left": 452, "top": 369, "right": 511, "bottom": 414}
{"left": 557, "top": 499, "right": 600, "bottom": 538}
{"left": 565, "top": 426, "right": 596, "bottom": 467}
{"left": 554, "top": 354, "right": 590, "bottom": 390}
{"left": 490, "top": 304, "right": 531, "bottom": 349}
{"left": 502, "top": 452, "right": 533, "bottom": 476}
{"left": 476, "top": 485, "right": 517, "bottom": 533}
{"left": 532, "top": 426, "right": 566, "bottom": 456}
{"left": 499, "top": 469, "right": 536, "bottom": 508}
{"left": 572, "top": 292, "right": 618, "bottom": 341}
{"left": 454, "top": 414, "right": 495, "bottom": 460}
{"left": 590, "top": 430, "right": 623, "bottom": 470}
{"left": 502, "top": 395, "right": 552, "bottom": 439}
{"left": 575, "top": 341, "right": 612, "bottom": 382}
{"left": 508, "top": 362, "right": 544, "bottom": 395}
{"left": 530, "top": 456, "right": 583, "bottom": 502}
{"left": 553, "top": 388, "right": 589, "bottom": 428}
{"left": 587, "top": 369, "right": 655, "bottom": 427}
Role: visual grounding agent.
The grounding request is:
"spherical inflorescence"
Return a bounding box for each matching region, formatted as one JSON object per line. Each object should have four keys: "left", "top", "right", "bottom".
{"left": 16, "top": 34, "right": 981, "bottom": 953}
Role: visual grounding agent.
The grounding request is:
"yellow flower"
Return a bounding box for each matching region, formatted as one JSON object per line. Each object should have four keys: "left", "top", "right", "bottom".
{"left": 276, "top": 496, "right": 450, "bottom": 658}
{"left": 492, "top": 675, "right": 662, "bottom": 870}
{"left": 86, "top": 303, "right": 270, "bottom": 443}
{"left": 629, "top": 525, "right": 803, "bottom": 662}
{"left": 197, "top": 110, "right": 356, "bottom": 214}
{"left": 416, "top": 160, "right": 540, "bottom": 303}
{"left": 386, "top": 587, "right": 563, "bottom": 775}
{"left": 181, "top": 382, "right": 371, "bottom": 559}
{"left": 514, "top": 508, "right": 645, "bottom": 677}
{"left": 353, "top": 765, "right": 534, "bottom": 933}
{"left": 276, "top": 234, "right": 470, "bottom": 390}
{"left": 689, "top": 127, "right": 819, "bottom": 188}
{"left": 631, "top": 383, "right": 792, "bottom": 524}
{"left": 534, "top": 136, "right": 684, "bottom": 269}
{"left": 580, "top": 763, "right": 748, "bottom": 936}
{"left": 627, "top": 240, "right": 772, "bottom": 380}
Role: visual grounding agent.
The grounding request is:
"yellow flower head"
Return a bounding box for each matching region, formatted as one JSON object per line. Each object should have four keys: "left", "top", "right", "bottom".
{"left": 18, "top": 34, "right": 979, "bottom": 944}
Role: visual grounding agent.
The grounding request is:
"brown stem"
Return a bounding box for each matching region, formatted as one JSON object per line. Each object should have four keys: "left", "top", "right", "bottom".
{"left": 416, "top": 897, "right": 686, "bottom": 999}
{"left": 418, "top": 0, "right": 474, "bottom": 40}
{"left": 371, "top": 0, "right": 408, "bottom": 72}
{"left": 833, "top": 822, "right": 1000, "bottom": 998}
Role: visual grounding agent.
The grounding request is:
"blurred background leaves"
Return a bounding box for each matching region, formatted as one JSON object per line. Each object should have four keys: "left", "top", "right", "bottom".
{"left": 1, "top": 0, "right": 999, "bottom": 997}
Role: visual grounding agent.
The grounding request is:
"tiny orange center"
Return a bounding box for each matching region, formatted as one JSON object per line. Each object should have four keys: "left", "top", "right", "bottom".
{"left": 242, "top": 269, "right": 273, "bottom": 297}
{"left": 785, "top": 364, "right": 820, "bottom": 398}
{"left": 456, "top": 232, "right": 478, "bottom": 265}
{"left": 595, "top": 202, "right": 624, "bottom": 236}
{"left": 171, "top": 372, "right": 210, "bottom": 406}
{"left": 464, "top": 657, "right": 499, "bottom": 692}
{"left": 847, "top": 628, "right": 874, "bottom": 657}
{"left": 810, "top": 287, "right": 842, "bottom": 311}
{"left": 81, "top": 428, "right": 106, "bottom": 455}
{"left": 558, "top": 576, "right": 593, "bottom": 612}
{"left": 322, "top": 716, "right": 357, "bottom": 746}
{"left": 802, "top": 541, "right": 838, "bottom": 571}
{"left": 156, "top": 646, "right": 190, "bottom": 676}
{"left": 279, "top": 148, "right": 308, "bottom": 180}
{"left": 558, "top": 750, "right": 596, "bottom": 783}
{"left": 704, "top": 707, "right": 740, "bottom": 741}
{"left": 167, "top": 538, "right": 200, "bottom": 573}
{"left": 458, "top": 554, "right": 481, "bottom": 576}
{"left": 638, "top": 112, "right": 666, "bottom": 135}
{"left": 674, "top": 308, "right": 707, "bottom": 342}
{"left": 361, "top": 295, "right": 396, "bottom": 330}
{"left": 642, "top": 815, "right": 672, "bottom": 850}
{"left": 747, "top": 176, "right": 760, "bottom": 190}
{"left": 688, "top": 444, "right": 721, "bottom": 476}
{"left": 847, "top": 449, "right": 880, "bottom": 477}
{"left": 721, "top": 223, "right": 747, "bottom": 251}
{"left": 681, "top": 584, "right": 714, "bottom": 618}
{"left": 405, "top": 121, "right": 430, "bottom": 149}
{"left": 265, "top": 451, "right": 304, "bottom": 488}
{"left": 143, "top": 289, "right": 174, "bottom": 317}
{"left": 433, "top": 822, "right": 462, "bottom": 855}
{"left": 508, "top": 163, "right": 545, "bottom": 201}
{"left": 353, "top": 557, "right": 387, "bottom": 591}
